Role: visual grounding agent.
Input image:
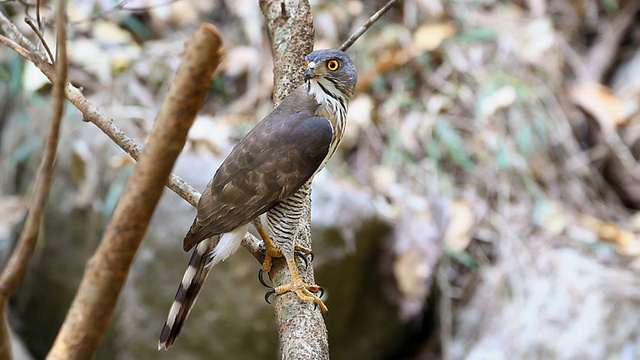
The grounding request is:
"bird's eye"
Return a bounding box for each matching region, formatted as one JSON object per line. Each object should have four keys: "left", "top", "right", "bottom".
{"left": 326, "top": 59, "right": 340, "bottom": 71}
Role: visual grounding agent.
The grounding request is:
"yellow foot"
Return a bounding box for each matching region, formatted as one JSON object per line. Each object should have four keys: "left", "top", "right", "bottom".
{"left": 264, "top": 255, "right": 328, "bottom": 313}
{"left": 269, "top": 281, "right": 328, "bottom": 313}
{"left": 253, "top": 218, "right": 313, "bottom": 272}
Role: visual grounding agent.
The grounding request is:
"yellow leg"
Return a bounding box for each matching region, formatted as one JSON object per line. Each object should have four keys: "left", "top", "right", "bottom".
{"left": 273, "top": 256, "right": 328, "bottom": 313}
{"left": 253, "top": 218, "right": 314, "bottom": 272}
{"left": 253, "top": 218, "right": 281, "bottom": 272}
{"left": 253, "top": 219, "right": 326, "bottom": 312}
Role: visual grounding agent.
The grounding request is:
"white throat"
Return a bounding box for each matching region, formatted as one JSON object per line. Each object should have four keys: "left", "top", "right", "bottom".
{"left": 307, "top": 79, "right": 344, "bottom": 114}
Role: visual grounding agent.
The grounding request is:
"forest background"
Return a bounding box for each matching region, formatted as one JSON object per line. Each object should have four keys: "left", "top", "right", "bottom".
{"left": 1, "top": 0, "right": 640, "bottom": 359}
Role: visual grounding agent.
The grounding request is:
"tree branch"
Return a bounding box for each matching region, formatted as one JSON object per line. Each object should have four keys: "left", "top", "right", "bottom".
{"left": 259, "top": 1, "right": 329, "bottom": 359}
{"left": 0, "top": 1, "right": 67, "bottom": 358}
{"left": 339, "top": 0, "right": 401, "bottom": 52}
{"left": 46, "top": 23, "right": 224, "bottom": 360}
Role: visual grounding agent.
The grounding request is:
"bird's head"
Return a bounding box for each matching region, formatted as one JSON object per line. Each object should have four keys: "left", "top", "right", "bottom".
{"left": 304, "top": 49, "right": 358, "bottom": 102}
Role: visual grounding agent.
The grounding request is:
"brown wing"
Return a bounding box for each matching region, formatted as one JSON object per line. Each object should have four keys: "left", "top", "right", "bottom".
{"left": 182, "top": 112, "right": 333, "bottom": 251}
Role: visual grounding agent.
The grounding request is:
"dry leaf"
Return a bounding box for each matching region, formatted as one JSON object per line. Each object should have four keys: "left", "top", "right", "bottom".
{"left": 167, "top": 1, "right": 199, "bottom": 26}
{"left": 478, "top": 85, "right": 517, "bottom": 120}
{"left": 393, "top": 250, "right": 430, "bottom": 300}
{"left": 68, "top": 38, "right": 111, "bottom": 83}
{"left": 413, "top": 22, "right": 456, "bottom": 52}
{"left": 519, "top": 17, "right": 555, "bottom": 64}
{"left": 110, "top": 46, "right": 141, "bottom": 74}
{"left": 578, "top": 214, "right": 640, "bottom": 256}
{"left": 92, "top": 20, "right": 133, "bottom": 45}
{"left": 569, "top": 82, "right": 631, "bottom": 132}
{"left": 109, "top": 154, "right": 136, "bottom": 169}
{"left": 391, "top": 212, "right": 442, "bottom": 319}
{"left": 371, "top": 165, "right": 397, "bottom": 194}
{"left": 443, "top": 199, "right": 474, "bottom": 251}
{"left": 536, "top": 200, "right": 568, "bottom": 235}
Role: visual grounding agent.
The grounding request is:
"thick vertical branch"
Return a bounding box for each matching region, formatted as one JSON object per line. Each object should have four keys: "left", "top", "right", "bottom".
{"left": 46, "top": 23, "right": 224, "bottom": 360}
{"left": 259, "top": 1, "right": 329, "bottom": 359}
{"left": 0, "top": 1, "right": 67, "bottom": 359}
{"left": 260, "top": 0, "right": 314, "bottom": 105}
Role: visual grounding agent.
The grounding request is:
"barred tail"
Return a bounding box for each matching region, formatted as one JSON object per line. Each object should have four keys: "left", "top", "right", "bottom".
{"left": 158, "top": 237, "right": 217, "bottom": 350}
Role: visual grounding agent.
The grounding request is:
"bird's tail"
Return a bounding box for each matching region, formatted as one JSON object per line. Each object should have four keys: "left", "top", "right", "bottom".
{"left": 158, "top": 237, "right": 217, "bottom": 350}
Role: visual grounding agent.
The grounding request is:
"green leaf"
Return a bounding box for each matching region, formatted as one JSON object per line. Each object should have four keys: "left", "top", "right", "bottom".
{"left": 434, "top": 119, "right": 474, "bottom": 170}
{"left": 444, "top": 246, "right": 478, "bottom": 269}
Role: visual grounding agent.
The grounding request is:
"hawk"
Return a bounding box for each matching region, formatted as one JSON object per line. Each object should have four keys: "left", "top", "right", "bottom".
{"left": 158, "top": 49, "right": 358, "bottom": 350}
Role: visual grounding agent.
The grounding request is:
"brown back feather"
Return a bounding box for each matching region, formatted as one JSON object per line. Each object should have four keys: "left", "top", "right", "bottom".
{"left": 183, "top": 86, "right": 332, "bottom": 251}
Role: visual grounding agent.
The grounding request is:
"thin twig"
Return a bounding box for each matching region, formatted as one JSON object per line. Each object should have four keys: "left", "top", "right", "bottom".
{"left": 36, "top": 0, "right": 42, "bottom": 30}
{"left": 0, "top": 12, "right": 46, "bottom": 62}
{"left": 0, "top": 1, "right": 67, "bottom": 358}
{"left": 339, "top": 0, "right": 401, "bottom": 52}
{"left": 24, "top": 16, "right": 53, "bottom": 63}
{"left": 0, "top": 33, "right": 34, "bottom": 61}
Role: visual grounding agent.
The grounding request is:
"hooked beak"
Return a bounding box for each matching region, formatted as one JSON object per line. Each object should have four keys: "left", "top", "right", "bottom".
{"left": 304, "top": 67, "right": 316, "bottom": 80}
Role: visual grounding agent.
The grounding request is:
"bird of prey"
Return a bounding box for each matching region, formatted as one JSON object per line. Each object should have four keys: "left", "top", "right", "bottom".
{"left": 158, "top": 49, "right": 358, "bottom": 350}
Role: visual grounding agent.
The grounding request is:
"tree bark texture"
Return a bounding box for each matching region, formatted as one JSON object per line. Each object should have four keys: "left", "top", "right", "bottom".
{"left": 259, "top": 1, "right": 330, "bottom": 359}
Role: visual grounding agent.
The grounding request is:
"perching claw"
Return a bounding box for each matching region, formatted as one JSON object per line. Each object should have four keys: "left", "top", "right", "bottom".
{"left": 264, "top": 288, "right": 276, "bottom": 304}
{"left": 294, "top": 250, "right": 310, "bottom": 268}
{"left": 258, "top": 269, "right": 272, "bottom": 288}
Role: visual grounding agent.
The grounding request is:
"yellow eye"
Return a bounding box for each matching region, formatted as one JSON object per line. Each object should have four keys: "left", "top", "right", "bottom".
{"left": 326, "top": 59, "right": 340, "bottom": 71}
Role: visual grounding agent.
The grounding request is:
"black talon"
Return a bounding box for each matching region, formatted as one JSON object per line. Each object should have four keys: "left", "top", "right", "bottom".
{"left": 308, "top": 251, "right": 314, "bottom": 263}
{"left": 316, "top": 286, "right": 325, "bottom": 298}
{"left": 258, "top": 269, "right": 271, "bottom": 288}
{"left": 294, "top": 250, "right": 309, "bottom": 268}
{"left": 264, "top": 288, "right": 276, "bottom": 304}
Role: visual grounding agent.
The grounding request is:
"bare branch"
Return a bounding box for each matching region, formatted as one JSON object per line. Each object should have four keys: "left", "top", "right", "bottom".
{"left": 259, "top": 0, "right": 314, "bottom": 105}
{"left": 339, "top": 0, "right": 401, "bottom": 52}
{"left": 46, "top": 23, "right": 224, "bottom": 360}
{"left": 0, "top": 0, "right": 67, "bottom": 358}
{"left": 259, "top": 1, "right": 329, "bottom": 359}
{"left": 24, "top": 16, "right": 53, "bottom": 63}
{"left": 0, "top": 32, "right": 36, "bottom": 61}
{"left": 35, "top": 0, "right": 42, "bottom": 29}
{"left": 0, "top": 11, "right": 47, "bottom": 62}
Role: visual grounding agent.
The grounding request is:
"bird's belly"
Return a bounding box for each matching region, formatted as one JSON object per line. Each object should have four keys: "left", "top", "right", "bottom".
{"left": 265, "top": 183, "right": 310, "bottom": 253}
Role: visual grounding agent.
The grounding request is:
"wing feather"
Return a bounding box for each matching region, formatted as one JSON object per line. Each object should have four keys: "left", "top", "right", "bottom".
{"left": 183, "top": 112, "right": 333, "bottom": 251}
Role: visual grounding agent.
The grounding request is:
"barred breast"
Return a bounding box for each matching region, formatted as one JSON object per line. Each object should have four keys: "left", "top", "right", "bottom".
{"left": 265, "top": 183, "right": 311, "bottom": 252}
